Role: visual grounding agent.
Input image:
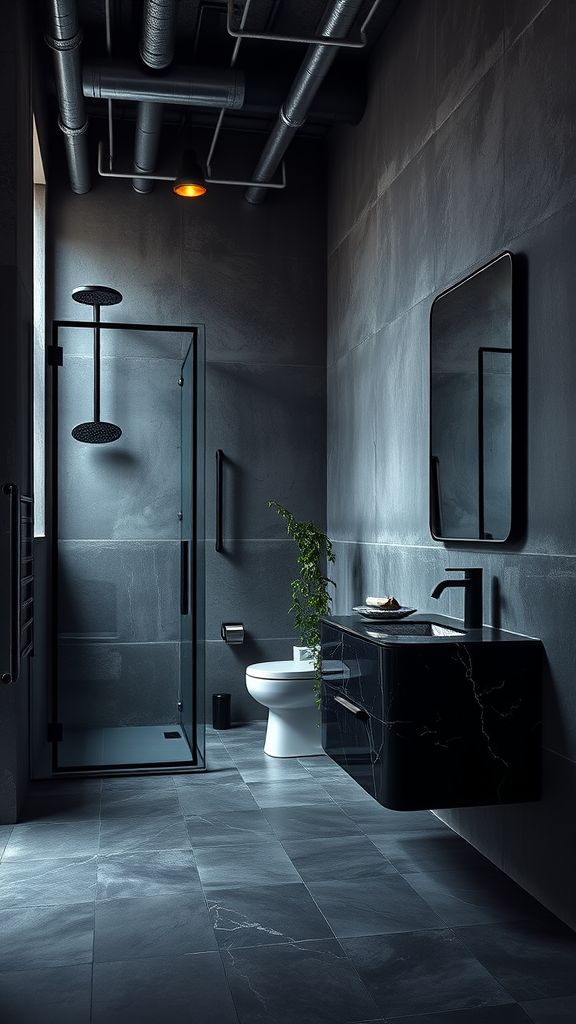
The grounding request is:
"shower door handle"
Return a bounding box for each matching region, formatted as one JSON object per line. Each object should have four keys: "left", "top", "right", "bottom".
{"left": 215, "top": 449, "right": 223, "bottom": 552}
{"left": 180, "top": 540, "right": 189, "bottom": 616}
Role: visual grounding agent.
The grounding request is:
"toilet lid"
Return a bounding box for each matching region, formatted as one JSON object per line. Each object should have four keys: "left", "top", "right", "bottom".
{"left": 246, "top": 660, "right": 341, "bottom": 680}
{"left": 246, "top": 660, "right": 316, "bottom": 680}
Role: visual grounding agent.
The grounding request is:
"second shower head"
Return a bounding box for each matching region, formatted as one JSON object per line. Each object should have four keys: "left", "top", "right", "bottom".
{"left": 71, "top": 421, "right": 122, "bottom": 444}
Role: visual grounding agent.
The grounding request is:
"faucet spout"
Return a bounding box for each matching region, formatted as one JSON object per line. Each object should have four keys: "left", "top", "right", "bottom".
{"left": 431, "top": 568, "right": 483, "bottom": 629}
{"left": 431, "top": 579, "right": 459, "bottom": 599}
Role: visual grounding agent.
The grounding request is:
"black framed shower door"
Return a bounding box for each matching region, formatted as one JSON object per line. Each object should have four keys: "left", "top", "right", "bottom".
{"left": 48, "top": 319, "right": 205, "bottom": 774}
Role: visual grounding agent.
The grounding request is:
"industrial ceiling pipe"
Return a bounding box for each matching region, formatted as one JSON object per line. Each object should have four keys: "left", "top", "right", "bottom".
{"left": 245, "top": 0, "right": 367, "bottom": 204}
{"left": 82, "top": 63, "right": 246, "bottom": 110}
{"left": 45, "top": 0, "right": 90, "bottom": 194}
{"left": 134, "top": 0, "right": 180, "bottom": 193}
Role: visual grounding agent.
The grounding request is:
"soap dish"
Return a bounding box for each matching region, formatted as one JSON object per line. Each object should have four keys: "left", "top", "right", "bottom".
{"left": 352, "top": 605, "right": 417, "bottom": 620}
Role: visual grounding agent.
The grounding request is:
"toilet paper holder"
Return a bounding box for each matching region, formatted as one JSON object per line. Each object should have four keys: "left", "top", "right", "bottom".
{"left": 221, "top": 622, "right": 244, "bottom": 644}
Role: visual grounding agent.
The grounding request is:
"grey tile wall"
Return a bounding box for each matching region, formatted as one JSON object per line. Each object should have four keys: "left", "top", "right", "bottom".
{"left": 57, "top": 642, "right": 179, "bottom": 729}
{"left": 327, "top": 0, "right": 576, "bottom": 929}
{"left": 503, "top": 0, "right": 576, "bottom": 239}
{"left": 58, "top": 353, "right": 181, "bottom": 541}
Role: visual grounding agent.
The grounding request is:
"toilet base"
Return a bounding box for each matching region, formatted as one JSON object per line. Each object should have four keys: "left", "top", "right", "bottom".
{"left": 264, "top": 707, "right": 323, "bottom": 758}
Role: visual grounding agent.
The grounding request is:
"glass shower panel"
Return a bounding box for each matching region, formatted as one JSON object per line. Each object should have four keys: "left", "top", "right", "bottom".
{"left": 180, "top": 331, "right": 205, "bottom": 769}
{"left": 51, "top": 320, "right": 204, "bottom": 772}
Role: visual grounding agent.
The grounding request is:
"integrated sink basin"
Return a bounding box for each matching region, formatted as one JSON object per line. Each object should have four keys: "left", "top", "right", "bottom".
{"left": 320, "top": 613, "right": 542, "bottom": 811}
{"left": 364, "top": 621, "right": 466, "bottom": 639}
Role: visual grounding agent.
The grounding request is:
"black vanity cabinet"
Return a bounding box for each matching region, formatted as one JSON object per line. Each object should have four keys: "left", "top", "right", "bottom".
{"left": 320, "top": 615, "right": 542, "bottom": 811}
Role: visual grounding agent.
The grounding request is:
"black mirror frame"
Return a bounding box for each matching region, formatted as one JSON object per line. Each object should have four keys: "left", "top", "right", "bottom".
{"left": 429, "top": 251, "right": 527, "bottom": 545}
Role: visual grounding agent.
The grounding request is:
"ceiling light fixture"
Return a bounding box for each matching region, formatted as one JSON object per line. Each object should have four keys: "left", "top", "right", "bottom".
{"left": 172, "top": 149, "right": 207, "bottom": 197}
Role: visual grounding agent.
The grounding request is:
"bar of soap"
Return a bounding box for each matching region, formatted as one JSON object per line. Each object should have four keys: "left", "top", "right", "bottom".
{"left": 365, "top": 596, "right": 401, "bottom": 609}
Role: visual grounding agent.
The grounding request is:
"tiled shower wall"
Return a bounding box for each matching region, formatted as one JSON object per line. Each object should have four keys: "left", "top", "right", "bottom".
{"left": 47, "top": 128, "right": 327, "bottom": 732}
{"left": 326, "top": 0, "right": 576, "bottom": 928}
{"left": 55, "top": 330, "right": 185, "bottom": 730}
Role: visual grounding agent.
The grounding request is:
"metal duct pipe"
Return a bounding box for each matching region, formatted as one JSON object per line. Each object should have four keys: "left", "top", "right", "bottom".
{"left": 134, "top": 0, "right": 179, "bottom": 193}
{"left": 83, "top": 62, "right": 245, "bottom": 109}
{"left": 46, "top": 0, "right": 90, "bottom": 194}
{"left": 245, "top": 0, "right": 366, "bottom": 204}
{"left": 140, "top": 0, "right": 179, "bottom": 68}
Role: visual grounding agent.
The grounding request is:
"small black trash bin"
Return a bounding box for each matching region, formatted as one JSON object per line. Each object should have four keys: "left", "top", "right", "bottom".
{"left": 212, "top": 693, "right": 231, "bottom": 730}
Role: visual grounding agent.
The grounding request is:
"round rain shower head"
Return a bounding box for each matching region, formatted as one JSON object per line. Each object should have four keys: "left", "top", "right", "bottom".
{"left": 71, "top": 421, "right": 122, "bottom": 444}
{"left": 72, "top": 285, "right": 123, "bottom": 306}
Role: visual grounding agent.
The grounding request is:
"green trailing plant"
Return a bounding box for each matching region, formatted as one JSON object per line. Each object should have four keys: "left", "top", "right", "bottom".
{"left": 269, "top": 501, "right": 336, "bottom": 705}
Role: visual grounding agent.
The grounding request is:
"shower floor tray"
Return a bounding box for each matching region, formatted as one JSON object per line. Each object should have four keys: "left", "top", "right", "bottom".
{"left": 57, "top": 724, "right": 194, "bottom": 769}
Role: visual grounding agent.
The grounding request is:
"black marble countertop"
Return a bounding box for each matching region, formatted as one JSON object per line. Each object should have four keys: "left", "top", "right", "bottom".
{"left": 322, "top": 612, "right": 540, "bottom": 646}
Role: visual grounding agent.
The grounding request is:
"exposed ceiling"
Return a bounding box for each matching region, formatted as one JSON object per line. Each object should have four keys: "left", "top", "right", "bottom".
{"left": 39, "top": 0, "right": 399, "bottom": 200}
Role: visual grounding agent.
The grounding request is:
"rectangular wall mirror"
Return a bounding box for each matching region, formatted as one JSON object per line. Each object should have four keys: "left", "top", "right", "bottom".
{"left": 430, "top": 252, "right": 514, "bottom": 542}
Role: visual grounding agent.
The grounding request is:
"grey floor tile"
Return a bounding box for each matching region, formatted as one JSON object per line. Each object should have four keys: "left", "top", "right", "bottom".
{"left": 237, "top": 761, "right": 314, "bottom": 784}
{"left": 1, "top": 738, "right": 571, "bottom": 1024}
{"left": 27, "top": 778, "right": 103, "bottom": 799}
{"left": 341, "top": 929, "right": 515, "bottom": 1017}
{"left": 247, "top": 778, "right": 337, "bottom": 808}
{"left": 455, "top": 920, "right": 576, "bottom": 1001}
{"left": 194, "top": 839, "right": 302, "bottom": 890}
{"left": 305, "top": 874, "right": 445, "bottom": 937}
{"left": 384, "top": 1005, "right": 534, "bottom": 1022}
{"left": 20, "top": 782, "right": 102, "bottom": 822}
{"left": 220, "top": 722, "right": 266, "bottom": 741}
{"left": 185, "top": 807, "right": 277, "bottom": 848}
{"left": 369, "top": 829, "right": 493, "bottom": 874}
{"left": 99, "top": 813, "right": 191, "bottom": 853}
{"left": 2, "top": 821, "right": 100, "bottom": 860}
{"left": 173, "top": 766, "right": 242, "bottom": 787}
{"left": 0, "top": 903, "right": 94, "bottom": 971}
{"left": 176, "top": 780, "right": 262, "bottom": 816}
{"left": 221, "top": 937, "right": 381, "bottom": 1024}
{"left": 319, "top": 776, "right": 382, "bottom": 805}
{"left": 204, "top": 748, "right": 237, "bottom": 770}
{"left": 96, "top": 849, "right": 202, "bottom": 900}
{"left": 520, "top": 994, "right": 576, "bottom": 1022}
{"left": 94, "top": 893, "right": 217, "bottom": 961}
{"left": 0, "top": 825, "right": 14, "bottom": 858}
{"left": 0, "top": 964, "right": 92, "bottom": 1024}
{"left": 339, "top": 801, "right": 448, "bottom": 834}
{"left": 100, "top": 786, "right": 181, "bottom": 819}
{"left": 262, "top": 802, "right": 365, "bottom": 840}
{"left": 298, "top": 754, "right": 343, "bottom": 772}
{"left": 207, "top": 881, "right": 334, "bottom": 949}
{"left": 282, "top": 835, "right": 398, "bottom": 883}
{"left": 101, "top": 775, "right": 176, "bottom": 793}
{"left": 404, "top": 866, "right": 557, "bottom": 928}
{"left": 0, "top": 855, "right": 97, "bottom": 908}
{"left": 91, "top": 952, "right": 240, "bottom": 1024}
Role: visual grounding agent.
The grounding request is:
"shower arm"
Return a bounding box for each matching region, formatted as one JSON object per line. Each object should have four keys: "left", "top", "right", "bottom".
{"left": 93, "top": 303, "right": 101, "bottom": 423}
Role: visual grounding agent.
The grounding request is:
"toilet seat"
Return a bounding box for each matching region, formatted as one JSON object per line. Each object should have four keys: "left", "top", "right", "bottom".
{"left": 246, "top": 660, "right": 315, "bottom": 681}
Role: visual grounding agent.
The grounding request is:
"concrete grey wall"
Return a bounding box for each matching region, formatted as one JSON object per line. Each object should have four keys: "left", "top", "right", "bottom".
{"left": 47, "top": 127, "right": 327, "bottom": 734}
{"left": 326, "top": 0, "right": 576, "bottom": 928}
{"left": 0, "top": 1, "right": 33, "bottom": 823}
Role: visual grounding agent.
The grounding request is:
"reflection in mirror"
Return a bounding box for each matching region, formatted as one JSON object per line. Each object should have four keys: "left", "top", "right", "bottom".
{"left": 430, "top": 252, "right": 513, "bottom": 542}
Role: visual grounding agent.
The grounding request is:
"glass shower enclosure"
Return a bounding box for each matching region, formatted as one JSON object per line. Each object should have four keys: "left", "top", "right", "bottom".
{"left": 48, "top": 316, "right": 205, "bottom": 774}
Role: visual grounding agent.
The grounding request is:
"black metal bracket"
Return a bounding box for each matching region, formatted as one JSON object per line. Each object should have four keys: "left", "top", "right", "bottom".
{"left": 47, "top": 346, "right": 64, "bottom": 366}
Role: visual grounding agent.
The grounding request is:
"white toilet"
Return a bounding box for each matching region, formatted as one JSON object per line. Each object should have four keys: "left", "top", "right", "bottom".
{"left": 245, "top": 659, "right": 323, "bottom": 757}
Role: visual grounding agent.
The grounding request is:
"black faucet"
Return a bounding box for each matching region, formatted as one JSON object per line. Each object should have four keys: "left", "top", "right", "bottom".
{"left": 431, "top": 568, "right": 483, "bottom": 629}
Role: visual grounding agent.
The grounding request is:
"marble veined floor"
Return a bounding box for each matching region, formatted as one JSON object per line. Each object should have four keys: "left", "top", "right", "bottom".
{"left": 0, "top": 721, "right": 575, "bottom": 1023}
